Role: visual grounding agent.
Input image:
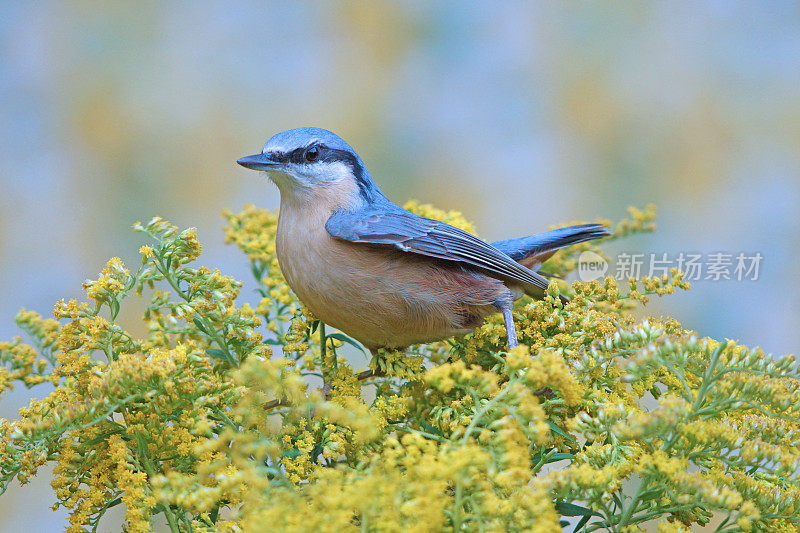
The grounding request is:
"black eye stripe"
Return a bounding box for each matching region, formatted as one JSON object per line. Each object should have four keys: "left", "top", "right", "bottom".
{"left": 285, "top": 144, "right": 325, "bottom": 164}
{"left": 321, "top": 148, "right": 358, "bottom": 166}
{"left": 278, "top": 145, "right": 363, "bottom": 177}
{"left": 264, "top": 151, "right": 286, "bottom": 163}
{"left": 286, "top": 147, "right": 306, "bottom": 164}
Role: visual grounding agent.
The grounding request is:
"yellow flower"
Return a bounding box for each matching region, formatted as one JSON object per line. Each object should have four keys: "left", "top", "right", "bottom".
{"left": 138, "top": 245, "right": 154, "bottom": 260}
{"left": 3, "top": 205, "right": 798, "bottom": 532}
{"left": 523, "top": 349, "right": 584, "bottom": 406}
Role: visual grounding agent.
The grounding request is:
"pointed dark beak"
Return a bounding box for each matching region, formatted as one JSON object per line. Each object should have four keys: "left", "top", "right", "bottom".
{"left": 237, "top": 153, "right": 281, "bottom": 171}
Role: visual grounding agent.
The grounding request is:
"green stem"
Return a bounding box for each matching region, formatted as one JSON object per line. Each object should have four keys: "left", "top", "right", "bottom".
{"left": 388, "top": 426, "right": 446, "bottom": 442}
{"left": 623, "top": 503, "right": 703, "bottom": 527}
{"left": 615, "top": 348, "right": 727, "bottom": 530}
{"left": 155, "top": 255, "right": 237, "bottom": 367}
{"left": 77, "top": 394, "right": 142, "bottom": 430}
{"left": 453, "top": 482, "right": 464, "bottom": 531}
{"left": 319, "top": 322, "right": 332, "bottom": 399}
{"left": 691, "top": 344, "right": 725, "bottom": 413}
{"left": 616, "top": 478, "right": 647, "bottom": 530}
{"left": 531, "top": 448, "right": 557, "bottom": 474}
{"left": 138, "top": 438, "right": 180, "bottom": 533}
{"left": 449, "top": 383, "right": 515, "bottom": 530}
{"left": 211, "top": 407, "right": 239, "bottom": 430}
{"left": 460, "top": 385, "right": 512, "bottom": 444}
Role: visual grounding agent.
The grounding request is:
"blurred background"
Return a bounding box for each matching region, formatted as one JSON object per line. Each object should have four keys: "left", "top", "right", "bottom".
{"left": 1, "top": 2, "right": 799, "bottom": 530}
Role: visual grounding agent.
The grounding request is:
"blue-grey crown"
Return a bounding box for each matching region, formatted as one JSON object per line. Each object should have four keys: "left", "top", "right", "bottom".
{"left": 262, "top": 127, "right": 358, "bottom": 158}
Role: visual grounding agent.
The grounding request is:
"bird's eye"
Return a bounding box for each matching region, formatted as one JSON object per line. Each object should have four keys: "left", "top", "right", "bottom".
{"left": 304, "top": 146, "right": 320, "bottom": 162}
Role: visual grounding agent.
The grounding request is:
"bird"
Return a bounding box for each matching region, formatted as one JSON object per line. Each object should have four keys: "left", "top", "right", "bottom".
{"left": 237, "top": 127, "right": 609, "bottom": 353}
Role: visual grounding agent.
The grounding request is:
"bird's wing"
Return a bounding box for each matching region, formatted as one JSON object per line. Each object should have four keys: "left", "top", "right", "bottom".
{"left": 325, "top": 206, "right": 551, "bottom": 291}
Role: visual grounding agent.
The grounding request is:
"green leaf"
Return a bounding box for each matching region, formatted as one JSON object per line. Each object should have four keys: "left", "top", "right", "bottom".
{"left": 105, "top": 497, "right": 123, "bottom": 510}
{"left": 650, "top": 385, "right": 662, "bottom": 399}
{"left": 611, "top": 492, "right": 623, "bottom": 510}
{"left": 418, "top": 420, "right": 444, "bottom": 437}
{"left": 209, "top": 502, "right": 221, "bottom": 524}
{"left": 555, "top": 501, "right": 594, "bottom": 517}
{"left": 547, "top": 420, "right": 576, "bottom": 443}
{"left": 193, "top": 318, "right": 208, "bottom": 333}
{"left": 281, "top": 448, "right": 301, "bottom": 460}
{"left": 109, "top": 299, "right": 120, "bottom": 320}
{"left": 547, "top": 452, "right": 575, "bottom": 463}
{"left": 574, "top": 512, "right": 593, "bottom": 531}
{"left": 206, "top": 348, "right": 228, "bottom": 361}
{"left": 250, "top": 262, "right": 265, "bottom": 281}
{"left": 556, "top": 501, "right": 600, "bottom": 531}
{"left": 326, "top": 333, "right": 367, "bottom": 354}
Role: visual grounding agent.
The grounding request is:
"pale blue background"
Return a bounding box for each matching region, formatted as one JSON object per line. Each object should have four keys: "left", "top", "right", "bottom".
{"left": 1, "top": 2, "right": 799, "bottom": 530}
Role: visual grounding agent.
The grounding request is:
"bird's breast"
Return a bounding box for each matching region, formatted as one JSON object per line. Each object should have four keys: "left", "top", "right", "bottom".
{"left": 274, "top": 200, "right": 506, "bottom": 350}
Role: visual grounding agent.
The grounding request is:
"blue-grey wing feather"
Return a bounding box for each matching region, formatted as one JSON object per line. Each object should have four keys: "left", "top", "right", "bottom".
{"left": 326, "top": 205, "right": 551, "bottom": 291}
{"left": 492, "top": 224, "right": 611, "bottom": 261}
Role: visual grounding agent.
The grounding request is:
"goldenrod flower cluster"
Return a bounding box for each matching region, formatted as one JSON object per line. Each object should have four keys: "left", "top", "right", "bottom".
{"left": 0, "top": 206, "right": 797, "bottom": 532}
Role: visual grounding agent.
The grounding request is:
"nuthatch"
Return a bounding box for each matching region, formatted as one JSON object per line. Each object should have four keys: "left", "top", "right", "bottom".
{"left": 238, "top": 127, "right": 609, "bottom": 352}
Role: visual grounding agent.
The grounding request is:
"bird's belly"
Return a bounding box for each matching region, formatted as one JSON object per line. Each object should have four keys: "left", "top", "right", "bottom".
{"left": 277, "top": 232, "right": 505, "bottom": 350}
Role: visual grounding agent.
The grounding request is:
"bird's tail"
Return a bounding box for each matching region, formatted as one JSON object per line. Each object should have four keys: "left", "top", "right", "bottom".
{"left": 492, "top": 223, "right": 611, "bottom": 300}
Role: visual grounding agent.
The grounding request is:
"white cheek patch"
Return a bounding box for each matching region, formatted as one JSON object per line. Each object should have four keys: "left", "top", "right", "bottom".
{"left": 277, "top": 161, "right": 354, "bottom": 191}
{"left": 310, "top": 161, "right": 352, "bottom": 185}
{"left": 286, "top": 161, "right": 350, "bottom": 186}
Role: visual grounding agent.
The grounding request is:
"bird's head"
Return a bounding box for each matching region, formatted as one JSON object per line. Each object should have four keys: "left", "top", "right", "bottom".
{"left": 237, "top": 127, "right": 385, "bottom": 207}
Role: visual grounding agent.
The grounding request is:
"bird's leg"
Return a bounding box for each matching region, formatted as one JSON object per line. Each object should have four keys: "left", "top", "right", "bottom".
{"left": 356, "top": 368, "right": 386, "bottom": 380}
{"left": 494, "top": 293, "right": 518, "bottom": 348}
{"left": 357, "top": 348, "right": 387, "bottom": 381}
{"left": 492, "top": 297, "right": 551, "bottom": 395}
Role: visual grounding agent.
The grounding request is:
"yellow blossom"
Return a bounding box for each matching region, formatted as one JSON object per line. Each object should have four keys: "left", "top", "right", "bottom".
{"left": 0, "top": 207, "right": 797, "bottom": 532}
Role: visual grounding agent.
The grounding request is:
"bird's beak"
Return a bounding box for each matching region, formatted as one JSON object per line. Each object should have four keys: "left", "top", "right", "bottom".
{"left": 237, "top": 153, "right": 281, "bottom": 171}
